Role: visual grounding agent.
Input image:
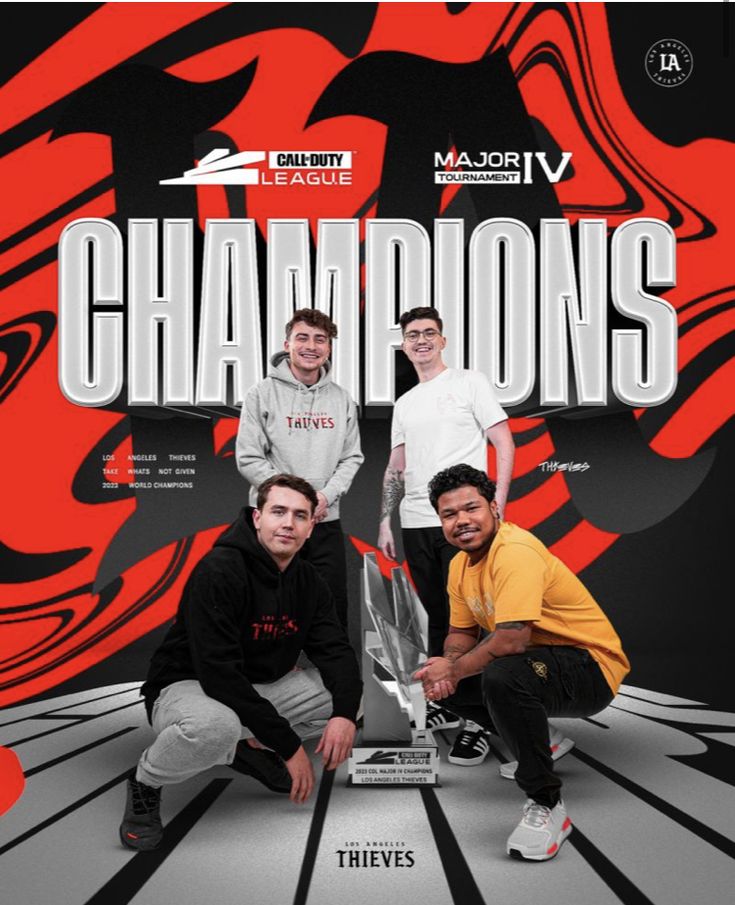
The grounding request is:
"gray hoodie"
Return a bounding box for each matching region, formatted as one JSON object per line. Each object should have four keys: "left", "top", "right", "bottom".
{"left": 236, "top": 353, "right": 363, "bottom": 521}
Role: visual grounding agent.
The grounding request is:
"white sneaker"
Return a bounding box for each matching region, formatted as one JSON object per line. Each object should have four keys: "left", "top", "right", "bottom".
{"left": 499, "top": 725, "right": 575, "bottom": 779}
{"left": 506, "top": 799, "right": 572, "bottom": 861}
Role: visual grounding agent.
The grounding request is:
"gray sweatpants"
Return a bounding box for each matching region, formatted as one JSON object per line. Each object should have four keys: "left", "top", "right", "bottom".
{"left": 137, "top": 668, "right": 333, "bottom": 788}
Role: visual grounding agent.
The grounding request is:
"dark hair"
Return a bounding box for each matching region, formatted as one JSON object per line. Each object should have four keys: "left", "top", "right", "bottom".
{"left": 285, "top": 308, "right": 338, "bottom": 340}
{"left": 428, "top": 464, "right": 496, "bottom": 512}
{"left": 256, "top": 473, "right": 318, "bottom": 514}
{"left": 399, "top": 307, "right": 443, "bottom": 334}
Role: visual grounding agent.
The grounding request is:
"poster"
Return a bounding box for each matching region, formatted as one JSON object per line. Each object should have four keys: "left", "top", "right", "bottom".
{"left": 1, "top": 3, "right": 733, "bottom": 903}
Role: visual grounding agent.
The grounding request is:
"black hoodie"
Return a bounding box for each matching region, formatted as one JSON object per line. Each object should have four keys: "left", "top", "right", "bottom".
{"left": 141, "top": 509, "right": 362, "bottom": 760}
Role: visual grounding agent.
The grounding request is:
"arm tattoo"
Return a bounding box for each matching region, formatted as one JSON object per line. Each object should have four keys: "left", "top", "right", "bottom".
{"left": 474, "top": 621, "right": 527, "bottom": 656}
{"left": 443, "top": 644, "right": 468, "bottom": 662}
{"left": 380, "top": 466, "right": 405, "bottom": 520}
{"left": 476, "top": 631, "right": 496, "bottom": 651}
{"left": 476, "top": 622, "right": 525, "bottom": 650}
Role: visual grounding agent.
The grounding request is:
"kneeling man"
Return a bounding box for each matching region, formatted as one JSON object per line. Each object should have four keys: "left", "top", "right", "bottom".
{"left": 415, "top": 464, "right": 629, "bottom": 861}
{"left": 121, "top": 474, "right": 362, "bottom": 851}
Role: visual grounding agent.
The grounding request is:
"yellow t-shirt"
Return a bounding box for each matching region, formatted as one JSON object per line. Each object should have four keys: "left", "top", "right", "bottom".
{"left": 448, "top": 521, "right": 630, "bottom": 694}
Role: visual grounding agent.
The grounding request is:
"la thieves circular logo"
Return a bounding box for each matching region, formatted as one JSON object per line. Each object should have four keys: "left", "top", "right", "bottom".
{"left": 645, "top": 39, "right": 693, "bottom": 87}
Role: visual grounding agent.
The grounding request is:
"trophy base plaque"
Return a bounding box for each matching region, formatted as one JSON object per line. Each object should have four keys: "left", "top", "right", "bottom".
{"left": 347, "top": 729, "right": 439, "bottom": 786}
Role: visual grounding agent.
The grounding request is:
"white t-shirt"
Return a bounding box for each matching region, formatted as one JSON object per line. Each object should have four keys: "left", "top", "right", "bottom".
{"left": 391, "top": 368, "right": 507, "bottom": 528}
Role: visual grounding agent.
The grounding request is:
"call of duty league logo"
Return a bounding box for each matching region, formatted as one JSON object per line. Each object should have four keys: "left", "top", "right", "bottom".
{"left": 645, "top": 39, "right": 693, "bottom": 87}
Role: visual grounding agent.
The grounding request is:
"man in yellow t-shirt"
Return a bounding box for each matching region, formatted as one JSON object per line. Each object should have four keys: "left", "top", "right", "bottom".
{"left": 414, "top": 464, "right": 629, "bottom": 862}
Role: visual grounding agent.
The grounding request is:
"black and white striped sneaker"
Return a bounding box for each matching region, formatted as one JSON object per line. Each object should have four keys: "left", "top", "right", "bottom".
{"left": 447, "top": 723, "right": 491, "bottom": 766}
{"left": 425, "top": 701, "right": 462, "bottom": 731}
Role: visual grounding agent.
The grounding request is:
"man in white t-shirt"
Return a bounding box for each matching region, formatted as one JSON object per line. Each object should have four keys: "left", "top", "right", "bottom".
{"left": 378, "top": 306, "right": 515, "bottom": 661}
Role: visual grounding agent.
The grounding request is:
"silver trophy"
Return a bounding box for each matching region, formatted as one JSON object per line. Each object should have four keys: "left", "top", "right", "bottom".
{"left": 348, "top": 553, "right": 439, "bottom": 786}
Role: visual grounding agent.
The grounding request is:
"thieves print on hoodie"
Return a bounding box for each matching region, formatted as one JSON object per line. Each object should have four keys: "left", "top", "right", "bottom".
{"left": 235, "top": 352, "right": 363, "bottom": 521}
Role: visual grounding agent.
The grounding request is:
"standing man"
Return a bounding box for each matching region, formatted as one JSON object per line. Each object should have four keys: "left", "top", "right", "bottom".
{"left": 378, "top": 306, "right": 515, "bottom": 660}
{"left": 415, "top": 464, "right": 629, "bottom": 861}
{"left": 237, "top": 309, "right": 363, "bottom": 628}
{"left": 120, "top": 474, "right": 362, "bottom": 852}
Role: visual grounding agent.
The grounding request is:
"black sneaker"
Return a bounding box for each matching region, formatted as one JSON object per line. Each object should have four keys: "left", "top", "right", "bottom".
{"left": 230, "top": 742, "right": 292, "bottom": 793}
{"left": 425, "top": 702, "right": 462, "bottom": 731}
{"left": 120, "top": 770, "right": 163, "bottom": 851}
{"left": 447, "top": 724, "right": 491, "bottom": 766}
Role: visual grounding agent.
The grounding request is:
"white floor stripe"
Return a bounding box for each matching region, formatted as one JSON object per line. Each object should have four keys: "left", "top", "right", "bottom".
{"left": 0, "top": 717, "right": 81, "bottom": 747}
{"left": 0, "top": 684, "right": 141, "bottom": 725}
{"left": 618, "top": 685, "right": 706, "bottom": 707}
{"left": 308, "top": 762, "right": 451, "bottom": 905}
{"left": 611, "top": 696, "right": 735, "bottom": 727}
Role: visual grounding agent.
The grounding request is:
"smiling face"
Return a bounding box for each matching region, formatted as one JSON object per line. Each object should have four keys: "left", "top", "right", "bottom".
{"left": 284, "top": 320, "right": 331, "bottom": 384}
{"left": 252, "top": 485, "right": 315, "bottom": 568}
{"left": 436, "top": 485, "right": 499, "bottom": 563}
{"left": 401, "top": 318, "right": 446, "bottom": 370}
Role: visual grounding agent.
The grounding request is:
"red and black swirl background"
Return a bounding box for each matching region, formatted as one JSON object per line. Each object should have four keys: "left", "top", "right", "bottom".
{"left": 0, "top": 3, "right": 733, "bottom": 717}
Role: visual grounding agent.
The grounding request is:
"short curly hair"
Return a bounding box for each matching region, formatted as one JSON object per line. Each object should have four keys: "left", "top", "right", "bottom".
{"left": 428, "top": 464, "right": 496, "bottom": 512}
{"left": 285, "top": 308, "right": 338, "bottom": 340}
{"left": 256, "top": 473, "right": 318, "bottom": 513}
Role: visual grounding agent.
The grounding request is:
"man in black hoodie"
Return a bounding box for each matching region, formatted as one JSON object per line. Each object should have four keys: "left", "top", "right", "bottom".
{"left": 120, "top": 474, "right": 362, "bottom": 852}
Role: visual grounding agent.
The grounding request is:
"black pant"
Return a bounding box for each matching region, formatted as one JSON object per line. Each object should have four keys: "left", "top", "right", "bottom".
{"left": 402, "top": 526, "right": 457, "bottom": 656}
{"left": 482, "top": 646, "right": 613, "bottom": 807}
{"left": 300, "top": 520, "right": 349, "bottom": 629}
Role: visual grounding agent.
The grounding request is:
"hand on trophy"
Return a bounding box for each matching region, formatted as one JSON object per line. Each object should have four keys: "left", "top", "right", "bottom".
{"left": 414, "top": 657, "right": 459, "bottom": 699}
{"left": 427, "top": 679, "right": 456, "bottom": 701}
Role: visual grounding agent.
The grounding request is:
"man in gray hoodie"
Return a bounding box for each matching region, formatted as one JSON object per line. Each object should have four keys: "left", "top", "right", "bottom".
{"left": 236, "top": 309, "right": 363, "bottom": 628}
